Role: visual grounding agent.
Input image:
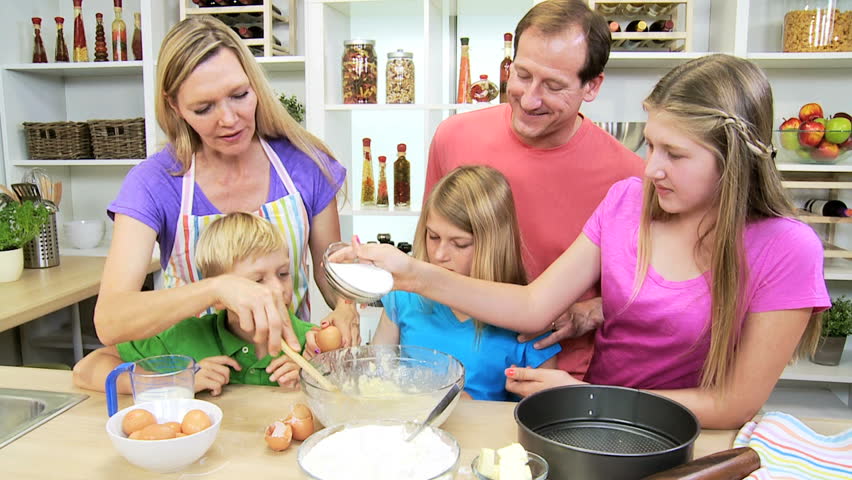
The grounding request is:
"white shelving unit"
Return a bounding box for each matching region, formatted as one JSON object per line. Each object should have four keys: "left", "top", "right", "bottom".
{"left": 0, "top": 0, "right": 307, "bottom": 250}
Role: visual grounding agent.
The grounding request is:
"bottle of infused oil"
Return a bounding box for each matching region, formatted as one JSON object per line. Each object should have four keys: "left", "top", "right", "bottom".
{"left": 376, "top": 155, "right": 389, "bottom": 208}
{"left": 360, "top": 138, "right": 375, "bottom": 207}
{"left": 394, "top": 144, "right": 411, "bottom": 209}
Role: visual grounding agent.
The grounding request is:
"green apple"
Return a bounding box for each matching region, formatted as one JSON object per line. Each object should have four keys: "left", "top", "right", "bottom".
{"left": 825, "top": 116, "right": 852, "bottom": 144}
{"left": 781, "top": 130, "right": 801, "bottom": 151}
{"left": 797, "top": 148, "right": 812, "bottom": 160}
{"left": 815, "top": 118, "right": 828, "bottom": 128}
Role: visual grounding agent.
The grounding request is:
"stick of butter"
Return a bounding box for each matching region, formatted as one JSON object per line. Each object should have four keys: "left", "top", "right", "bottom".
{"left": 477, "top": 443, "right": 532, "bottom": 480}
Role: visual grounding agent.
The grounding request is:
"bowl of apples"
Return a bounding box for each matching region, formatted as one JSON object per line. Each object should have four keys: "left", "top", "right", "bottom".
{"left": 776, "top": 103, "right": 852, "bottom": 165}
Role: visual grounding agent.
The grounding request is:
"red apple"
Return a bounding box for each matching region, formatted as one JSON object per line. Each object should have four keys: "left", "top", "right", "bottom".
{"left": 798, "top": 121, "right": 825, "bottom": 147}
{"left": 813, "top": 139, "right": 840, "bottom": 161}
{"left": 799, "top": 103, "right": 824, "bottom": 122}
{"left": 780, "top": 117, "right": 802, "bottom": 130}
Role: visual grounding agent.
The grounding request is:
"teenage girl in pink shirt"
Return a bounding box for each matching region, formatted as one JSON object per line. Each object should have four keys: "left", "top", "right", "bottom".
{"left": 334, "top": 54, "right": 831, "bottom": 429}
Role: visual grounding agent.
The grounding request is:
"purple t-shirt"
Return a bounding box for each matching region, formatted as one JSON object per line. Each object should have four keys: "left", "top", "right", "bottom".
{"left": 109, "top": 138, "right": 346, "bottom": 270}
{"left": 582, "top": 177, "right": 830, "bottom": 390}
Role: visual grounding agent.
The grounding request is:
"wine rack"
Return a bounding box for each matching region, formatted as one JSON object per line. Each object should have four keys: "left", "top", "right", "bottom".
{"left": 179, "top": 0, "right": 297, "bottom": 57}
{"left": 587, "top": 0, "right": 693, "bottom": 52}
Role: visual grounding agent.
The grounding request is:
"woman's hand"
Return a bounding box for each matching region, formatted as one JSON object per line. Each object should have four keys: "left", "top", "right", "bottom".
{"left": 504, "top": 366, "right": 585, "bottom": 398}
{"left": 211, "top": 274, "right": 300, "bottom": 358}
{"left": 517, "top": 297, "right": 604, "bottom": 349}
{"left": 319, "top": 301, "right": 361, "bottom": 347}
{"left": 195, "top": 356, "right": 241, "bottom": 396}
{"left": 266, "top": 355, "right": 300, "bottom": 390}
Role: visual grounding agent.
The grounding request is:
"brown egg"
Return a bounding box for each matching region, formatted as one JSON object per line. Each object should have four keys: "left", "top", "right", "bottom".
{"left": 264, "top": 420, "right": 293, "bottom": 451}
{"left": 137, "top": 423, "right": 178, "bottom": 440}
{"left": 285, "top": 404, "right": 314, "bottom": 440}
{"left": 181, "top": 409, "right": 212, "bottom": 435}
{"left": 162, "top": 422, "right": 182, "bottom": 435}
{"left": 122, "top": 409, "right": 157, "bottom": 436}
{"left": 316, "top": 325, "right": 343, "bottom": 352}
{"left": 128, "top": 430, "right": 144, "bottom": 440}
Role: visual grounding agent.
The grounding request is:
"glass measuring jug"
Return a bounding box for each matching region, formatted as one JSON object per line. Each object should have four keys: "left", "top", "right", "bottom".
{"left": 106, "top": 354, "right": 198, "bottom": 416}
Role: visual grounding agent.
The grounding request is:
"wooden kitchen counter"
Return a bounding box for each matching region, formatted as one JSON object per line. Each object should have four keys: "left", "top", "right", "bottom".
{"left": 1, "top": 366, "right": 851, "bottom": 479}
{"left": 0, "top": 255, "right": 160, "bottom": 333}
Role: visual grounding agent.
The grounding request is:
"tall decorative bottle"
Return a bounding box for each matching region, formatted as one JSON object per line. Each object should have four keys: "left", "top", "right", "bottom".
{"left": 376, "top": 155, "right": 389, "bottom": 208}
{"left": 72, "top": 0, "right": 89, "bottom": 62}
{"left": 132, "top": 12, "right": 142, "bottom": 60}
{"left": 499, "top": 33, "right": 513, "bottom": 103}
{"left": 31, "top": 18, "right": 48, "bottom": 63}
{"left": 112, "top": 0, "right": 128, "bottom": 61}
{"left": 94, "top": 13, "right": 108, "bottom": 61}
{"left": 456, "top": 37, "right": 471, "bottom": 104}
{"left": 54, "top": 17, "right": 70, "bottom": 62}
{"left": 393, "top": 143, "right": 411, "bottom": 209}
{"left": 360, "top": 138, "right": 375, "bottom": 207}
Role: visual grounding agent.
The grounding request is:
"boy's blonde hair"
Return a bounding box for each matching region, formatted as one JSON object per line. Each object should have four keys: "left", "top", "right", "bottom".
{"left": 155, "top": 16, "right": 337, "bottom": 185}
{"left": 415, "top": 166, "right": 527, "bottom": 340}
{"left": 637, "top": 54, "right": 820, "bottom": 391}
{"left": 196, "top": 213, "right": 286, "bottom": 278}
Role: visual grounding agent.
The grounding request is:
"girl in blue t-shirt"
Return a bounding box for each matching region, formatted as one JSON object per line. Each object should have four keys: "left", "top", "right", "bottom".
{"left": 371, "top": 166, "right": 560, "bottom": 401}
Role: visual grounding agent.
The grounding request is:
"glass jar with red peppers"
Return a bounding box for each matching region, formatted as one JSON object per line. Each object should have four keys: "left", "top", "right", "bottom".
{"left": 342, "top": 39, "right": 377, "bottom": 104}
{"left": 470, "top": 75, "right": 498, "bottom": 103}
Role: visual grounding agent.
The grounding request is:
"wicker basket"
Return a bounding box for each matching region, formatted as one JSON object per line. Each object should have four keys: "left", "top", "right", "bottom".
{"left": 23, "top": 121, "right": 92, "bottom": 159}
{"left": 88, "top": 118, "right": 146, "bottom": 159}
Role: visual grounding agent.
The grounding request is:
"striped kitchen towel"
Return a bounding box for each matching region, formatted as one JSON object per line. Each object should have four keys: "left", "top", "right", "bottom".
{"left": 733, "top": 411, "right": 852, "bottom": 480}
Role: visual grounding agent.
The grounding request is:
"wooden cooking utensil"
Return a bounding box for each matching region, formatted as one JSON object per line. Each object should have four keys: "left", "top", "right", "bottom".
{"left": 642, "top": 447, "right": 760, "bottom": 480}
{"left": 0, "top": 185, "right": 19, "bottom": 203}
{"left": 53, "top": 181, "right": 63, "bottom": 206}
{"left": 280, "top": 339, "right": 338, "bottom": 391}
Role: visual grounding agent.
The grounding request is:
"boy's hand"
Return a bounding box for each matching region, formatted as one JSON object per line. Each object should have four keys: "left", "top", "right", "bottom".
{"left": 196, "top": 356, "right": 241, "bottom": 396}
{"left": 303, "top": 328, "right": 321, "bottom": 360}
{"left": 267, "top": 356, "right": 300, "bottom": 390}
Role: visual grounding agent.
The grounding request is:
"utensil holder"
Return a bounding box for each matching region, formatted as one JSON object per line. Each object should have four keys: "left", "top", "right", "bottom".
{"left": 24, "top": 212, "right": 60, "bottom": 268}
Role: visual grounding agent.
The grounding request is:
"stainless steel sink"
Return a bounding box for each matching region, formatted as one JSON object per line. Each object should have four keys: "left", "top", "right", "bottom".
{"left": 0, "top": 388, "right": 88, "bottom": 448}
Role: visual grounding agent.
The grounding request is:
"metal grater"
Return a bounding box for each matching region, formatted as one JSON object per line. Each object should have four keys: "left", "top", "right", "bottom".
{"left": 536, "top": 420, "right": 678, "bottom": 455}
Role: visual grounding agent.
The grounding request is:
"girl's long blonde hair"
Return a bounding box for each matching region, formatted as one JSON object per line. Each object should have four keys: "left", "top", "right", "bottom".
{"left": 155, "top": 16, "right": 336, "bottom": 183}
{"left": 414, "top": 166, "right": 528, "bottom": 341}
{"left": 638, "top": 54, "right": 821, "bottom": 390}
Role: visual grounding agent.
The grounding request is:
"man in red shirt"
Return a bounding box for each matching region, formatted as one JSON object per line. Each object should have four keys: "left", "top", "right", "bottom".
{"left": 425, "top": 0, "right": 643, "bottom": 378}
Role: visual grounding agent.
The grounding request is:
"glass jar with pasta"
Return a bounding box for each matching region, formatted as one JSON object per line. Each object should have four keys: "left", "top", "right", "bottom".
{"left": 342, "top": 39, "right": 377, "bottom": 104}
{"left": 386, "top": 49, "right": 415, "bottom": 104}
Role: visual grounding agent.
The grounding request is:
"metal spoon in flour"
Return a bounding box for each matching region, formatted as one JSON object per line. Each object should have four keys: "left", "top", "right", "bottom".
{"left": 405, "top": 383, "right": 462, "bottom": 442}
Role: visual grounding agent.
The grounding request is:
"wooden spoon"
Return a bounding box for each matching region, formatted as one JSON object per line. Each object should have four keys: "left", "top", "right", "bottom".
{"left": 53, "top": 182, "right": 63, "bottom": 207}
{"left": 280, "top": 339, "right": 338, "bottom": 391}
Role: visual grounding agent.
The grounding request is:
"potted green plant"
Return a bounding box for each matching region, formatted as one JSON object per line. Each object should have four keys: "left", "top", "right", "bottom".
{"left": 0, "top": 200, "right": 50, "bottom": 282}
{"left": 811, "top": 296, "right": 852, "bottom": 366}
{"left": 278, "top": 93, "right": 305, "bottom": 124}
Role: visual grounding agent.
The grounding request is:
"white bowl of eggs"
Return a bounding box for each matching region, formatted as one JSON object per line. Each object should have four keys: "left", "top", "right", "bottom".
{"left": 105, "top": 399, "right": 222, "bottom": 473}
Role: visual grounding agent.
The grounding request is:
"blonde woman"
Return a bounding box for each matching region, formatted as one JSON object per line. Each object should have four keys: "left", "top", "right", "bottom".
{"left": 371, "top": 166, "right": 560, "bottom": 401}
{"left": 339, "top": 54, "right": 830, "bottom": 428}
{"left": 95, "top": 16, "right": 357, "bottom": 359}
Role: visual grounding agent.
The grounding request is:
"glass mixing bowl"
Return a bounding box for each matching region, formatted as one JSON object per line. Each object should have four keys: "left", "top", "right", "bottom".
{"left": 299, "top": 344, "right": 465, "bottom": 428}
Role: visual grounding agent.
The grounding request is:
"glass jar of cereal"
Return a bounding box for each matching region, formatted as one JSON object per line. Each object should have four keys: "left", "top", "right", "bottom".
{"left": 342, "top": 39, "right": 377, "bottom": 104}
{"left": 784, "top": 0, "right": 851, "bottom": 52}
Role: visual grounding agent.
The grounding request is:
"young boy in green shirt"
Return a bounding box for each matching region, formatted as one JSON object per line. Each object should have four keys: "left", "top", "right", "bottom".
{"left": 73, "top": 212, "right": 320, "bottom": 395}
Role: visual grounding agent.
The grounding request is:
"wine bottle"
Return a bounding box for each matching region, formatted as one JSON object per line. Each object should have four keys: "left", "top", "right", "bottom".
{"left": 648, "top": 19, "right": 674, "bottom": 47}
{"left": 499, "top": 33, "right": 513, "bottom": 104}
{"left": 802, "top": 199, "right": 852, "bottom": 217}
{"left": 623, "top": 20, "right": 648, "bottom": 49}
{"left": 608, "top": 21, "right": 621, "bottom": 33}
{"left": 456, "top": 37, "right": 471, "bottom": 104}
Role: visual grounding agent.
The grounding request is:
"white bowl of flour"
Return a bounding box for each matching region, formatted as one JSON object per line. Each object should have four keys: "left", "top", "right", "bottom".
{"left": 298, "top": 420, "right": 459, "bottom": 480}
